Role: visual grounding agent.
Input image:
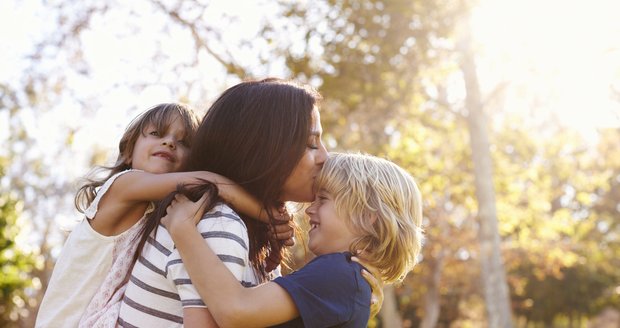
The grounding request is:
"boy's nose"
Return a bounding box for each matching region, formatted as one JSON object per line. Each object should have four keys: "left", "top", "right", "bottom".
{"left": 305, "top": 203, "right": 316, "bottom": 215}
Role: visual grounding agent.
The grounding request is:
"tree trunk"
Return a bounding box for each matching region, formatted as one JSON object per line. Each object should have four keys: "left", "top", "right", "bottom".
{"left": 420, "top": 251, "right": 445, "bottom": 328}
{"left": 380, "top": 285, "right": 403, "bottom": 327}
{"left": 458, "top": 14, "right": 514, "bottom": 328}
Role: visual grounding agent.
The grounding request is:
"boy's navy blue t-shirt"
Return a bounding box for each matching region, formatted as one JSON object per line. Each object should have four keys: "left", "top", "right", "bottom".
{"left": 270, "top": 252, "right": 372, "bottom": 328}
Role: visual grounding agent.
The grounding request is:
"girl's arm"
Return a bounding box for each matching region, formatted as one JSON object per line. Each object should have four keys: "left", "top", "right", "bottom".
{"left": 162, "top": 193, "right": 299, "bottom": 328}
{"left": 92, "top": 170, "right": 293, "bottom": 239}
{"left": 110, "top": 170, "right": 265, "bottom": 219}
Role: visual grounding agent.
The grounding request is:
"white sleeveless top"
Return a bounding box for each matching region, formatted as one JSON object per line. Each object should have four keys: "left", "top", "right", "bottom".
{"left": 35, "top": 170, "right": 152, "bottom": 328}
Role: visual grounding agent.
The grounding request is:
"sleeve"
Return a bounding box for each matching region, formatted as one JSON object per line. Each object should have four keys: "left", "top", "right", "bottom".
{"left": 166, "top": 205, "right": 250, "bottom": 308}
{"left": 273, "top": 253, "right": 366, "bottom": 327}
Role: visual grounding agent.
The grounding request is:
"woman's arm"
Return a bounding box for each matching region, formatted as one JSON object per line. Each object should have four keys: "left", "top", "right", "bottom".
{"left": 163, "top": 193, "right": 299, "bottom": 328}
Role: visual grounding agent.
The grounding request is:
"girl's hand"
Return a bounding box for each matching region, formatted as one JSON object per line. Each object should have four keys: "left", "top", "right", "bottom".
{"left": 351, "top": 253, "right": 384, "bottom": 318}
{"left": 162, "top": 192, "right": 210, "bottom": 236}
{"left": 264, "top": 207, "right": 294, "bottom": 272}
{"left": 268, "top": 207, "right": 295, "bottom": 247}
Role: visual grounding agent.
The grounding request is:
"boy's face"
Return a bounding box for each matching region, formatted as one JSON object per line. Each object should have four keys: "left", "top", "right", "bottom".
{"left": 128, "top": 116, "right": 189, "bottom": 174}
{"left": 305, "top": 189, "right": 358, "bottom": 256}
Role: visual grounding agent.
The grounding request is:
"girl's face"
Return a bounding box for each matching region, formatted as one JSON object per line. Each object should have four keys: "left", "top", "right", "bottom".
{"left": 281, "top": 108, "right": 328, "bottom": 202}
{"left": 128, "top": 115, "right": 190, "bottom": 174}
{"left": 305, "top": 190, "right": 358, "bottom": 256}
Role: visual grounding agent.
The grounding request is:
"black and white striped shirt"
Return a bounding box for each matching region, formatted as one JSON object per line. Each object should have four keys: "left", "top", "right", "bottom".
{"left": 117, "top": 203, "right": 259, "bottom": 327}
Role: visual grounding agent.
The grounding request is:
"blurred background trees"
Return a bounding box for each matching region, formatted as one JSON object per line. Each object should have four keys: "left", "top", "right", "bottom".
{"left": 1, "top": 0, "right": 619, "bottom": 326}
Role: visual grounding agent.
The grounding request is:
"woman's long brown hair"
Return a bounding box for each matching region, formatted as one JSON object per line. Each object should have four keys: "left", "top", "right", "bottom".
{"left": 132, "top": 78, "right": 321, "bottom": 282}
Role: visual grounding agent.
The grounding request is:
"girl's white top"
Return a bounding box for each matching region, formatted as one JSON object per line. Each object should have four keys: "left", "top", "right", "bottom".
{"left": 35, "top": 170, "right": 152, "bottom": 328}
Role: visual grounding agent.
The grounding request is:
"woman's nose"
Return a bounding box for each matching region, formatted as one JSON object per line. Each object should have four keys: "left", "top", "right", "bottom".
{"left": 316, "top": 142, "right": 328, "bottom": 165}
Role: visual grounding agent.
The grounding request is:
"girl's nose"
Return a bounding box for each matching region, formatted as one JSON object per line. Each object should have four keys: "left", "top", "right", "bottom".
{"left": 162, "top": 138, "right": 176, "bottom": 149}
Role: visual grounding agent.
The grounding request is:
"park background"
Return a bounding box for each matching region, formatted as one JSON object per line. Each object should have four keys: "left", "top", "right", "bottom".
{"left": 1, "top": 0, "right": 619, "bottom": 327}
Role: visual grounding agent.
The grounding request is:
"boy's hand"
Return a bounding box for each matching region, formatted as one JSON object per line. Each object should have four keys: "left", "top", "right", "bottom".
{"left": 351, "top": 253, "right": 384, "bottom": 318}
{"left": 162, "top": 192, "right": 210, "bottom": 236}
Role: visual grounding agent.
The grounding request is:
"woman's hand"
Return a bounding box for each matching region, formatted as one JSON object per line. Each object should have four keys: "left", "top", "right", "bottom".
{"left": 162, "top": 192, "right": 210, "bottom": 236}
{"left": 351, "top": 253, "right": 384, "bottom": 318}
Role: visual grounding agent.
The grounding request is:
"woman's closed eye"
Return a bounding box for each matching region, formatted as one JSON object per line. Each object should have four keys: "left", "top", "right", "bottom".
{"left": 307, "top": 135, "right": 320, "bottom": 149}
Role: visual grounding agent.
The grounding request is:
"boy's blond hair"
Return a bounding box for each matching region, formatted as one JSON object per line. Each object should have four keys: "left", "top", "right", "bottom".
{"left": 315, "top": 152, "right": 424, "bottom": 284}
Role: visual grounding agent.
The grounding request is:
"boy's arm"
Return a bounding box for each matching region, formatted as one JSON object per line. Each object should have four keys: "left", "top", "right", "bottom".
{"left": 162, "top": 193, "right": 299, "bottom": 328}
{"left": 184, "top": 308, "right": 219, "bottom": 328}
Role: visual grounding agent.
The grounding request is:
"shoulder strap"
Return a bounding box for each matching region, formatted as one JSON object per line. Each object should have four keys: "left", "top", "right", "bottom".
{"left": 84, "top": 169, "right": 142, "bottom": 220}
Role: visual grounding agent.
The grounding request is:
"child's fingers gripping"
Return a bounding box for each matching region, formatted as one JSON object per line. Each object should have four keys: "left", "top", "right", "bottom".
{"left": 360, "top": 269, "right": 384, "bottom": 318}
{"left": 162, "top": 192, "right": 210, "bottom": 230}
{"left": 271, "top": 221, "right": 295, "bottom": 237}
{"left": 274, "top": 206, "right": 292, "bottom": 223}
{"left": 351, "top": 254, "right": 385, "bottom": 318}
{"left": 271, "top": 207, "right": 295, "bottom": 245}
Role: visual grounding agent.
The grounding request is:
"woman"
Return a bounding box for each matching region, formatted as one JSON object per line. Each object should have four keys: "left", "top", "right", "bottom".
{"left": 117, "top": 78, "right": 328, "bottom": 327}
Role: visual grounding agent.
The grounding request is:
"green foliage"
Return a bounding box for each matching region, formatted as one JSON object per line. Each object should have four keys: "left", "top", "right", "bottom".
{"left": 273, "top": 0, "right": 463, "bottom": 153}
{"left": 0, "top": 159, "right": 36, "bottom": 326}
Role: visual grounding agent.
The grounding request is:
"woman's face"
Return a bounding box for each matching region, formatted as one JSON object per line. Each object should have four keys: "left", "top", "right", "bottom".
{"left": 281, "top": 107, "right": 328, "bottom": 202}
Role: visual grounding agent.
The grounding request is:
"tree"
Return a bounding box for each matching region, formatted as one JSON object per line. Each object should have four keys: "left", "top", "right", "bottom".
{"left": 0, "top": 156, "right": 37, "bottom": 327}
{"left": 457, "top": 12, "right": 514, "bottom": 327}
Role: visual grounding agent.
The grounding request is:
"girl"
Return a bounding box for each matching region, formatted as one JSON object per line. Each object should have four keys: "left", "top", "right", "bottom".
{"left": 117, "top": 79, "right": 329, "bottom": 327}
{"left": 35, "top": 103, "right": 289, "bottom": 327}
{"left": 163, "top": 152, "right": 425, "bottom": 327}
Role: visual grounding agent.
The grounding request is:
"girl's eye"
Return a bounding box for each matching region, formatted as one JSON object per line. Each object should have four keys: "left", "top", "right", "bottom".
{"left": 178, "top": 139, "right": 189, "bottom": 147}
{"left": 149, "top": 130, "right": 160, "bottom": 136}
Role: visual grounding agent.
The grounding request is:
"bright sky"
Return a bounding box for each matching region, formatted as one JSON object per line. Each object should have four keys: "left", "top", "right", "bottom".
{"left": 471, "top": 0, "right": 620, "bottom": 135}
